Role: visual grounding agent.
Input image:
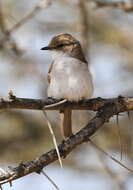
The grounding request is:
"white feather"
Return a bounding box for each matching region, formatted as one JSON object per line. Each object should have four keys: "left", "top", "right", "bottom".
{"left": 48, "top": 51, "right": 93, "bottom": 101}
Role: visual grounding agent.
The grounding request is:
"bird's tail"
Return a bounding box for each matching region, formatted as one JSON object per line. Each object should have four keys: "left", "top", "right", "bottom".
{"left": 59, "top": 109, "right": 72, "bottom": 139}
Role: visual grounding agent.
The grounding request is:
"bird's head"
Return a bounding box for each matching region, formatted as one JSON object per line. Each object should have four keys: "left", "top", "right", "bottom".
{"left": 41, "top": 33, "right": 87, "bottom": 63}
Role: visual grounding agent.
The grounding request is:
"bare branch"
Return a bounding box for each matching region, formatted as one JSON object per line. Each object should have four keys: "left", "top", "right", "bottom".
{"left": 78, "top": 0, "right": 90, "bottom": 54}
{"left": 6, "top": 0, "right": 51, "bottom": 35}
{"left": 92, "top": 0, "right": 133, "bottom": 12}
{"left": 0, "top": 95, "right": 133, "bottom": 185}
{"left": 0, "top": 95, "right": 133, "bottom": 111}
{"left": 0, "top": 0, "right": 7, "bottom": 34}
{"left": 0, "top": 0, "right": 51, "bottom": 52}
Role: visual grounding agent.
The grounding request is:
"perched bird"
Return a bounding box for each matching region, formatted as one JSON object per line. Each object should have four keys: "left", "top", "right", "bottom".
{"left": 41, "top": 33, "right": 93, "bottom": 139}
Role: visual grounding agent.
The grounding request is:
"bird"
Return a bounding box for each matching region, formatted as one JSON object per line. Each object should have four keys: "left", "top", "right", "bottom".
{"left": 41, "top": 33, "right": 93, "bottom": 139}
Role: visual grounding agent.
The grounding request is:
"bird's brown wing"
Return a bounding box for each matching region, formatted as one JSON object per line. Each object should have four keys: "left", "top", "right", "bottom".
{"left": 47, "top": 61, "right": 54, "bottom": 83}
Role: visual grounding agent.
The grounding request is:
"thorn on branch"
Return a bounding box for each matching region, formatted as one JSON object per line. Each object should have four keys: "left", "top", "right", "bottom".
{"left": 115, "top": 113, "right": 123, "bottom": 161}
{"left": 9, "top": 180, "right": 12, "bottom": 187}
{"left": 116, "top": 114, "right": 119, "bottom": 125}
{"left": 41, "top": 170, "right": 60, "bottom": 190}
{"left": 35, "top": 165, "right": 44, "bottom": 174}
{"left": 127, "top": 111, "right": 130, "bottom": 120}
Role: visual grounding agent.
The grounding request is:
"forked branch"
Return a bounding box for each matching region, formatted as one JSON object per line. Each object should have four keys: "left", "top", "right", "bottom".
{"left": 0, "top": 95, "right": 133, "bottom": 186}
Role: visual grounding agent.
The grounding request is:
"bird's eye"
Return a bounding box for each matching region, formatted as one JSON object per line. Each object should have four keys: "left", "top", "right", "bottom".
{"left": 57, "top": 44, "right": 65, "bottom": 48}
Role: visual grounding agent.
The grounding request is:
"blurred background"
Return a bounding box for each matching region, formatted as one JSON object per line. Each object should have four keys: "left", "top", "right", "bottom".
{"left": 0, "top": 0, "right": 133, "bottom": 189}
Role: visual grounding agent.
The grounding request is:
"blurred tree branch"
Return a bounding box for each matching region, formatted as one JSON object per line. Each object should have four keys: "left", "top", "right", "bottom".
{"left": 0, "top": 1, "right": 7, "bottom": 34}
{"left": 0, "top": 0, "right": 51, "bottom": 54}
{"left": 78, "top": 0, "right": 90, "bottom": 54}
{"left": 92, "top": 0, "right": 133, "bottom": 12}
{"left": 0, "top": 94, "right": 133, "bottom": 186}
{"left": 5, "top": 0, "right": 51, "bottom": 34}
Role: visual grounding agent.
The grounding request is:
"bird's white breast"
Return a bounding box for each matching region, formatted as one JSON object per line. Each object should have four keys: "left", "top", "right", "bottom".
{"left": 47, "top": 54, "right": 93, "bottom": 101}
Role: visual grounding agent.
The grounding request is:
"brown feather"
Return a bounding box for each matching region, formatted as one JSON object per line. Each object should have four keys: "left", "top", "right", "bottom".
{"left": 47, "top": 61, "right": 53, "bottom": 83}
{"left": 60, "top": 109, "right": 72, "bottom": 139}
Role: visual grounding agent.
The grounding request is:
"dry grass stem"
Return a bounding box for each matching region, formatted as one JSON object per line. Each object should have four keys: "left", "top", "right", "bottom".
{"left": 42, "top": 110, "right": 63, "bottom": 168}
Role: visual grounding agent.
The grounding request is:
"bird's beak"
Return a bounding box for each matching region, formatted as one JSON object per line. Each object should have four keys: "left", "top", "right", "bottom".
{"left": 40, "top": 46, "right": 54, "bottom": 50}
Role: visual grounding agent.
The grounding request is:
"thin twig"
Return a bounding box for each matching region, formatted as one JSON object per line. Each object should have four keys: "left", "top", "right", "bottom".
{"left": 0, "top": 95, "right": 132, "bottom": 185}
{"left": 44, "top": 99, "right": 67, "bottom": 109}
{"left": 116, "top": 114, "right": 123, "bottom": 161}
{"left": 89, "top": 139, "right": 133, "bottom": 172}
{"left": 6, "top": 0, "right": 51, "bottom": 34}
{"left": 0, "top": 0, "right": 7, "bottom": 33}
{"left": 0, "top": 0, "right": 51, "bottom": 49}
{"left": 97, "top": 152, "right": 125, "bottom": 190}
{"left": 78, "top": 0, "right": 90, "bottom": 54}
{"left": 92, "top": 0, "right": 133, "bottom": 12}
{"left": 41, "top": 170, "right": 60, "bottom": 190}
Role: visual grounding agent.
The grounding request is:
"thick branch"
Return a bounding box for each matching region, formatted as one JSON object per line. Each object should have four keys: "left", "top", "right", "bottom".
{"left": 0, "top": 95, "right": 133, "bottom": 111}
{"left": 0, "top": 96, "right": 133, "bottom": 186}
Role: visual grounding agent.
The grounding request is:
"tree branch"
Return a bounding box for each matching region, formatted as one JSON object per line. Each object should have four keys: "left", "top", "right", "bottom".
{"left": 0, "top": 95, "right": 133, "bottom": 186}
{"left": 92, "top": 0, "right": 133, "bottom": 12}
{"left": 0, "top": 0, "right": 51, "bottom": 53}
{"left": 1, "top": 94, "right": 133, "bottom": 111}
